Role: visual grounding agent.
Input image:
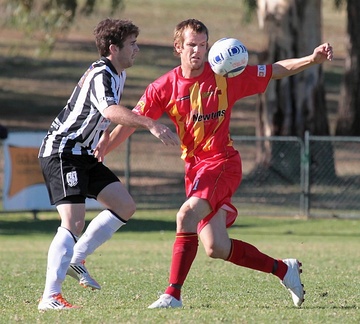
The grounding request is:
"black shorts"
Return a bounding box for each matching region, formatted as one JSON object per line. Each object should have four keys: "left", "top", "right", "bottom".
{"left": 39, "top": 154, "right": 120, "bottom": 205}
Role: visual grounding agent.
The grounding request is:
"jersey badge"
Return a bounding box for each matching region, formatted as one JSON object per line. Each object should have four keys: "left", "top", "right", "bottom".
{"left": 134, "top": 101, "right": 146, "bottom": 113}
{"left": 257, "top": 65, "right": 266, "bottom": 77}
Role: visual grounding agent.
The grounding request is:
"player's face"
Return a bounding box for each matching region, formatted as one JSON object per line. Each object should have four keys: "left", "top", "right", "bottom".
{"left": 177, "top": 28, "right": 208, "bottom": 78}
{"left": 111, "top": 34, "right": 139, "bottom": 73}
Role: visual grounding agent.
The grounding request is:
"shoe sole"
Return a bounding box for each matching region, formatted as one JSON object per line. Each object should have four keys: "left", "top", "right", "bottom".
{"left": 67, "top": 266, "right": 101, "bottom": 290}
{"left": 38, "top": 307, "right": 79, "bottom": 312}
{"left": 79, "top": 282, "right": 100, "bottom": 290}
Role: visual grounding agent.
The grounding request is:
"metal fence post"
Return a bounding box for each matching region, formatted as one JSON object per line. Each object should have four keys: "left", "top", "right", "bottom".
{"left": 125, "top": 136, "right": 131, "bottom": 194}
{"left": 299, "top": 136, "right": 306, "bottom": 217}
{"left": 303, "top": 131, "right": 310, "bottom": 217}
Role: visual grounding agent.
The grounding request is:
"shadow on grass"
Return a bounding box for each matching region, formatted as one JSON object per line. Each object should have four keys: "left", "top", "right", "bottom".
{"left": 0, "top": 214, "right": 251, "bottom": 236}
{"left": 2, "top": 214, "right": 358, "bottom": 238}
{"left": 0, "top": 217, "right": 177, "bottom": 236}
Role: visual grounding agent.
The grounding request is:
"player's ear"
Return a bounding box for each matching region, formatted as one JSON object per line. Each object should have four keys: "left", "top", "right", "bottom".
{"left": 174, "top": 41, "right": 182, "bottom": 54}
{"left": 109, "top": 44, "right": 119, "bottom": 55}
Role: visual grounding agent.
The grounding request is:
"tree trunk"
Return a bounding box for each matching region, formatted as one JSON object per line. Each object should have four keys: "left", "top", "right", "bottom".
{"left": 254, "top": 0, "right": 335, "bottom": 183}
{"left": 335, "top": 0, "right": 360, "bottom": 136}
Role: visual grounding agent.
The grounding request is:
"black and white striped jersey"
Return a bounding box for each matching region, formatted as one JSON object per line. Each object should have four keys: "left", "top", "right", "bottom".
{"left": 39, "top": 57, "right": 126, "bottom": 157}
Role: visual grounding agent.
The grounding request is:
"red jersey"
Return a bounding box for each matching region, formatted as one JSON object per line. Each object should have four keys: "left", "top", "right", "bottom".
{"left": 133, "top": 62, "right": 272, "bottom": 161}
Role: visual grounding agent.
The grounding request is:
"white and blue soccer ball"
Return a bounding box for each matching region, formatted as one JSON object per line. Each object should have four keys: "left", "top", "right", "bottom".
{"left": 208, "top": 38, "right": 248, "bottom": 77}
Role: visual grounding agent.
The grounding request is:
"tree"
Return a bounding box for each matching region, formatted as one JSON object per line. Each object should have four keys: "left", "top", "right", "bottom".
{"left": 335, "top": 0, "right": 360, "bottom": 135}
{"left": 253, "top": 0, "right": 335, "bottom": 182}
{"left": 2, "top": 0, "right": 124, "bottom": 55}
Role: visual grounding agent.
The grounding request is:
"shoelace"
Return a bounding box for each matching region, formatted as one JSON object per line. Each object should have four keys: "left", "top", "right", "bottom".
{"left": 53, "top": 293, "right": 74, "bottom": 308}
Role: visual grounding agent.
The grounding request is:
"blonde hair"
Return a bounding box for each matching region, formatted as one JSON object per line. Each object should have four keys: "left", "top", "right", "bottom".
{"left": 173, "top": 19, "right": 209, "bottom": 56}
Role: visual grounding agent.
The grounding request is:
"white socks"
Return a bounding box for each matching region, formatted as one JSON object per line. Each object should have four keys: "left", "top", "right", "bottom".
{"left": 71, "top": 209, "right": 126, "bottom": 264}
{"left": 42, "top": 227, "right": 75, "bottom": 299}
{"left": 41, "top": 210, "right": 125, "bottom": 300}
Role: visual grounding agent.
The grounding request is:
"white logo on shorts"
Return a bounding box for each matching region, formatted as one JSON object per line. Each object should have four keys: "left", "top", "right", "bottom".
{"left": 66, "top": 171, "right": 78, "bottom": 187}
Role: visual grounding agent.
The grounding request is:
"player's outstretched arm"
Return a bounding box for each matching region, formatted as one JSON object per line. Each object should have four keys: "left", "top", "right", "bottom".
{"left": 147, "top": 122, "right": 180, "bottom": 146}
{"left": 95, "top": 121, "right": 179, "bottom": 161}
{"left": 271, "top": 42, "right": 333, "bottom": 80}
{"left": 103, "top": 104, "right": 179, "bottom": 146}
{"left": 103, "top": 125, "right": 136, "bottom": 157}
{"left": 94, "top": 125, "right": 136, "bottom": 162}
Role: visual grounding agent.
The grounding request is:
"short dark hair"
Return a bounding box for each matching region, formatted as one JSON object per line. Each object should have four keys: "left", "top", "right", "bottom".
{"left": 94, "top": 18, "right": 139, "bottom": 57}
{"left": 173, "top": 19, "right": 209, "bottom": 56}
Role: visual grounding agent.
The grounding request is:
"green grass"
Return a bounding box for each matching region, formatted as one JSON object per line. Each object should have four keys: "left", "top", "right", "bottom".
{"left": 1, "top": 210, "right": 360, "bottom": 323}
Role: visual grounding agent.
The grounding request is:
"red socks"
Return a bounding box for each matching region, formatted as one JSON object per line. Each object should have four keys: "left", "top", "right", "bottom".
{"left": 165, "top": 236, "right": 288, "bottom": 300}
{"left": 226, "top": 239, "right": 288, "bottom": 280}
{"left": 165, "top": 232, "right": 198, "bottom": 300}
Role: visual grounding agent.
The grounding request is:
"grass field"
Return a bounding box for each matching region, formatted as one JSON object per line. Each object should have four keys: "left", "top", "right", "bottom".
{"left": 1, "top": 210, "right": 360, "bottom": 323}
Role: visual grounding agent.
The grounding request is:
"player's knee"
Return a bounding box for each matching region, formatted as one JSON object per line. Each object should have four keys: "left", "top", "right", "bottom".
{"left": 110, "top": 197, "right": 136, "bottom": 221}
{"left": 176, "top": 210, "right": 186, "bottom": 224}
{"left": 120, "top": 199, "right": 136, "bottom": 221}
{"left": 127, "top": 201, "right": 136, "bottom": 217}
{"left": 176, "top": 209, "right": 196, "bottom": 229}
{"left": 204, "top": 244, "right": 226, "bottom": 259}
{"left": 204, "top": 244, "right": 214, "bottom": 258}
{"left": 73, "top": 219, "right": 86, "bottom": 236}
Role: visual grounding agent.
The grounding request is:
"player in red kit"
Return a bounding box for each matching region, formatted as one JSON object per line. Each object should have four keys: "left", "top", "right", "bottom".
{"left": 95, "top": 19, "right": 333, "bottom": 308}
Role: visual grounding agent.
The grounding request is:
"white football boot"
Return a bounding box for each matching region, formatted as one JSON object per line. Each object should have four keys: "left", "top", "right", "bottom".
{"left": 281, "top": 258, "right": 305, "bottom": 307}
{"left": 38, "top": 293, "right": 80, "bottom": 311}
{"left": 67, "top": 260, "right": 101, "bottom": 290}
{"left": 148, "top": 294, "right": 183, "bottom": 308}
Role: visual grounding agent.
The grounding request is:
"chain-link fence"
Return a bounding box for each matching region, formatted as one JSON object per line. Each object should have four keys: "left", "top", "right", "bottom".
{"left": 1, "top": 131, "right": 360, "bottom": 218}
{"left": 103, "top": 131, "right": 360, "bottom": 218}
{"left": 304, "top": 134, "right": 360, "bottom": 218}
{"left": 232, "top": 136, "right": 304, "bottom": 217}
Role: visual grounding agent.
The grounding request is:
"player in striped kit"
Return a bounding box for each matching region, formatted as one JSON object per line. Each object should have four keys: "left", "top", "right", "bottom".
{"left": 37, "top": 18, "right": 178, "bottom": 311}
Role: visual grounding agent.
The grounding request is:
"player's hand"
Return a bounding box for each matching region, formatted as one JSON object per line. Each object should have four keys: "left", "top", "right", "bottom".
{"left": 313, "top": 42, "right": 333, "bottom": 63}
{"left": 94, "top": 130, "right": 109, "bottom": 162}
{"left": 149, "top": 122, "right": 180, "bottom": 146}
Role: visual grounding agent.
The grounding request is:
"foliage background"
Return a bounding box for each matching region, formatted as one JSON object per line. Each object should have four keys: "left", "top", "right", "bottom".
{"left": 0, "top": 0, "right": 346, "bottom": 134}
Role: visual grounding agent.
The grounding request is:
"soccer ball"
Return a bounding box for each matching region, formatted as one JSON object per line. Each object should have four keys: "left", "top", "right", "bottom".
{"left": 208, "top": 38, "right": 248, "bottom": 77}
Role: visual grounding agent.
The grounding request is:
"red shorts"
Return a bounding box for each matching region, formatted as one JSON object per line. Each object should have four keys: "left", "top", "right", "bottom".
{"left": 184, "top": 149, "right": 242, "bottom": 233}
